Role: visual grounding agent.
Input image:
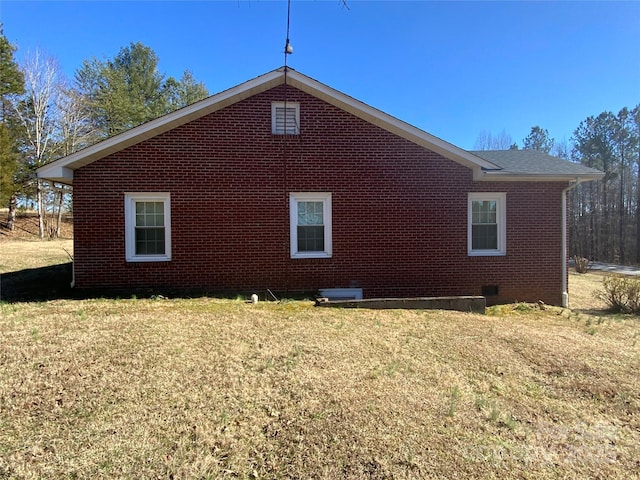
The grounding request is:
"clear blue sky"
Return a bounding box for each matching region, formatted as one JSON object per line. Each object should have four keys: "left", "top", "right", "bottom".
{"left": 2, "top": 1, "right": 639, "bottom": 149}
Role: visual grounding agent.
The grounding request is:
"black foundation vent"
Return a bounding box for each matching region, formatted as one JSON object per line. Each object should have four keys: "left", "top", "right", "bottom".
{"left": 482, "top": 285, "right": 499, "bottom": 296}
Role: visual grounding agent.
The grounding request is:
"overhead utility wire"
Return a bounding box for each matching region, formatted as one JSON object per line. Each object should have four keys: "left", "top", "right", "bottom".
{"left": 284, "top": 0, "right": 293, "bottom": 69}
{"left": 282, "top": 0, "right": 292, "bottom": 293}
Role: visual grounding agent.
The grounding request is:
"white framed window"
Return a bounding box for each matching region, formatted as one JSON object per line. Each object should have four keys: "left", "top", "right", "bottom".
{"left": 290, "top": 192, "right": 332, "bottom": 259}
{"left": 468, "top": 192, "right": 506, "bottom": 256}
{"left": 272, "top": 101, "right": 300, "bottom": 134}
{"left": 124, "top": 193, "right": 171, "bottom": 262}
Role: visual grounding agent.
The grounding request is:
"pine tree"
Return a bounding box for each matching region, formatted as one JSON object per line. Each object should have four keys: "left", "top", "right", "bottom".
{"left": 522, "top": 126, "right": 554, "bottom": 153}
{"left": 0, "top": 25, "right": 26, "bottom": 230}
{"left": 75, "top": 42, "right": 209, "bottom": 139}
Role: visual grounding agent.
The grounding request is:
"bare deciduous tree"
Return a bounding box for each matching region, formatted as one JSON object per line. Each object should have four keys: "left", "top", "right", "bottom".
{"left": 473, "top": 129, "right": 516, "bottom": 150}
{"left": 14, "top": 49, "right": 63, "bottom": 237}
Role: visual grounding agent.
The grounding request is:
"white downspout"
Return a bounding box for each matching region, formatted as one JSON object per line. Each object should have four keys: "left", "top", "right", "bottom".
{"left": 561, "top": 178, "right": 582, "bottom": 308}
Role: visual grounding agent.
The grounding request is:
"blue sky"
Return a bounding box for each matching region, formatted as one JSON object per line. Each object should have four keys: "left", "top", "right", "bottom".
{"left": 2, "top": 1, "right": 639, "bottom": 149}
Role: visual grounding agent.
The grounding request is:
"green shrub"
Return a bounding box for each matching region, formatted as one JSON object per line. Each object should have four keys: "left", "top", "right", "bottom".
{"left": 596, "top": 275, "right": 640, "bottom": 314}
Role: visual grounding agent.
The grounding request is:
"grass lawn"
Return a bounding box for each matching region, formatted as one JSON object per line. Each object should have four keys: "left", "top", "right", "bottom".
{"left": 1, "top": 240, "right": 639, "bottom": 479}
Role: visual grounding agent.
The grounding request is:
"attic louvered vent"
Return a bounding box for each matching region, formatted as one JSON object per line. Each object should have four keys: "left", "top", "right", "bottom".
{"left": 272, "top": 102, "right": 299, "bottom": 134}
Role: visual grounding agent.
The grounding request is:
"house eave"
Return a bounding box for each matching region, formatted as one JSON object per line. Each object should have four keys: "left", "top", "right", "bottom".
{"left": 37, "top": 70, "right": 285, "bottom": 185}
{"left": 477, "top": 171, "right": 605, "bottom": 182}
{"left": 35, "top": 166, "right": 74, "bottom": 185}
{"left": 37, "top": 67, "right": 502, "bottom": 185}
{"left": 285, "top": 70, "right": 499, "bottom": 171}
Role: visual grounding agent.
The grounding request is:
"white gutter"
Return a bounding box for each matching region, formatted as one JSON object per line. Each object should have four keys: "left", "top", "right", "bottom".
{"left": 561, "top": 178, "right": 583, "bottom": 308}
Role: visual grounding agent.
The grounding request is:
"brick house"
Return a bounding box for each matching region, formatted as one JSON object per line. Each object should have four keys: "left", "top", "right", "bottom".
{"left": 38, "top": 67, "right": 603, "bottom": 306}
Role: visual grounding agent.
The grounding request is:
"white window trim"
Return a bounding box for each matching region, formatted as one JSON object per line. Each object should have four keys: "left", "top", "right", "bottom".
{"left": 290, "top": 192, "right": 332, "bottom": 259}
{"left": 124, "top": 192, "right": 172, "bottom": 262}
{"left": 272, "top": 101, "right": 300, "bottom": 135}
{"left": 468, "top": 192, "right": 506, "bottom": 256}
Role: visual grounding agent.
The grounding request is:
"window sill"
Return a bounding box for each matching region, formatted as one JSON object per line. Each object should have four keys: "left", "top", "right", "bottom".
{"left": 291, "top": 252, "right": 332, "bottom": 259}
{"left": 468, "top": 251, "right": 506, "bottom": 257}
{"left": 126, "top": 256, "right": 172, "bottom": 263}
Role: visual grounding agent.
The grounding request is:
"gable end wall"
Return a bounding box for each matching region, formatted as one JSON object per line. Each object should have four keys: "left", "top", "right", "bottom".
{"left": 72, "top": 85, "right": 566, "bottom": 305}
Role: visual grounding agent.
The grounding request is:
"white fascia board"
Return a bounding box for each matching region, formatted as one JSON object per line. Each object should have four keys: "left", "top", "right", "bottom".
{"left": 285, "top": 70, "right": 500, "bottom": 172}
{"left": 36, "top": 165, "right": 74, "bottom": 185}
{"left": 477, "top": 171, "right": 605, "bottom": 182}
{"left": 36, "top": 69, "right": 285, "bottom": 183}
{"left": 38, "top": 67, "right": 524, "bottom": 186}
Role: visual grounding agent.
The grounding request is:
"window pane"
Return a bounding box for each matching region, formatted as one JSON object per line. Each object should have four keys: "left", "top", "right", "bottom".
{"left": 486, "top": 201, "right": 496, "bottom": 223}
{"left": 472, "top": 200, "right": 496, "bottom": 224}
{"left": 298, "top": 225, "right": 324, "bottom": 252}
{"left": 135, "top": 227, "right": 165, "bottom": 255}
{"left": 298, "top": 201, "right": 323, "bottom": 226}
{"left": 472, "top": 224, "right": 498, "bottom": 250}
{"left": 135, "top": 202, "right": 164, "bottom": 227}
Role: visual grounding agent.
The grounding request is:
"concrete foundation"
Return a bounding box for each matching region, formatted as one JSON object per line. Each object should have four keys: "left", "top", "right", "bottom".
{"left": 315, "top": 295, "right": 486, "bottom": 314}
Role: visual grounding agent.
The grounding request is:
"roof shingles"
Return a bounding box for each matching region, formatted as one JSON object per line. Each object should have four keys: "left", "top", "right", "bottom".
{"left": 471, "top": 150, "right": 604, "bottom": 179}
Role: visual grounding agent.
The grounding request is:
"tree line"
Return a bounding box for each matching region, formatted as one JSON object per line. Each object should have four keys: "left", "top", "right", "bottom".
{"left": 1, "top": 27, "right": 209, "bottom": 237}
{"left": 570, "top": 108, "right": 640, "bottom": 265}
{"left": 2, "top": 27, "right": 639, "bottom": 265}
{"left": 474, "top": 110, "right": 640, "bottom": 266}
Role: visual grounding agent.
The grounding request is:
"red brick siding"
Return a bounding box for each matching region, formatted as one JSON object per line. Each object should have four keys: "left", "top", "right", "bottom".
{"left": 73, "top": 85, "right": 568, "bottom": 305}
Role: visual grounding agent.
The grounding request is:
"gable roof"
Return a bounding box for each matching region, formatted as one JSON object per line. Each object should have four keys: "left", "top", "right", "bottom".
{"left": 472, "top": 150, "right": 604, "bottom": 181}
{"left": 37, "top": 67, "right": 602, "bottom": 184}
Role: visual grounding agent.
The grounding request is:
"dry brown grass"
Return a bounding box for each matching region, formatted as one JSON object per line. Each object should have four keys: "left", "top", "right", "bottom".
{"left": 1, "top": 243, "right": 639, "bottom": 479}
{"left": 568, "top": 270, "right": 610, "bottom": 312}
{"left": 0, "top": 239, "right": 73, "bottom": 274}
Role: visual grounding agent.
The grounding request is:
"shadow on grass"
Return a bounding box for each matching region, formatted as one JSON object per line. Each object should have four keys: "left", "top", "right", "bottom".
{"left": 0, "top": 263, "right": 314, "bottom": 303}
{"left": 1, "top": 262, "right": 74, "bottom": 302}
{"left": 571, "top": 307, "right": 615, "bottom": 318}
{"left": 570, "top": 306, "right": 638, "bottom": 321}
